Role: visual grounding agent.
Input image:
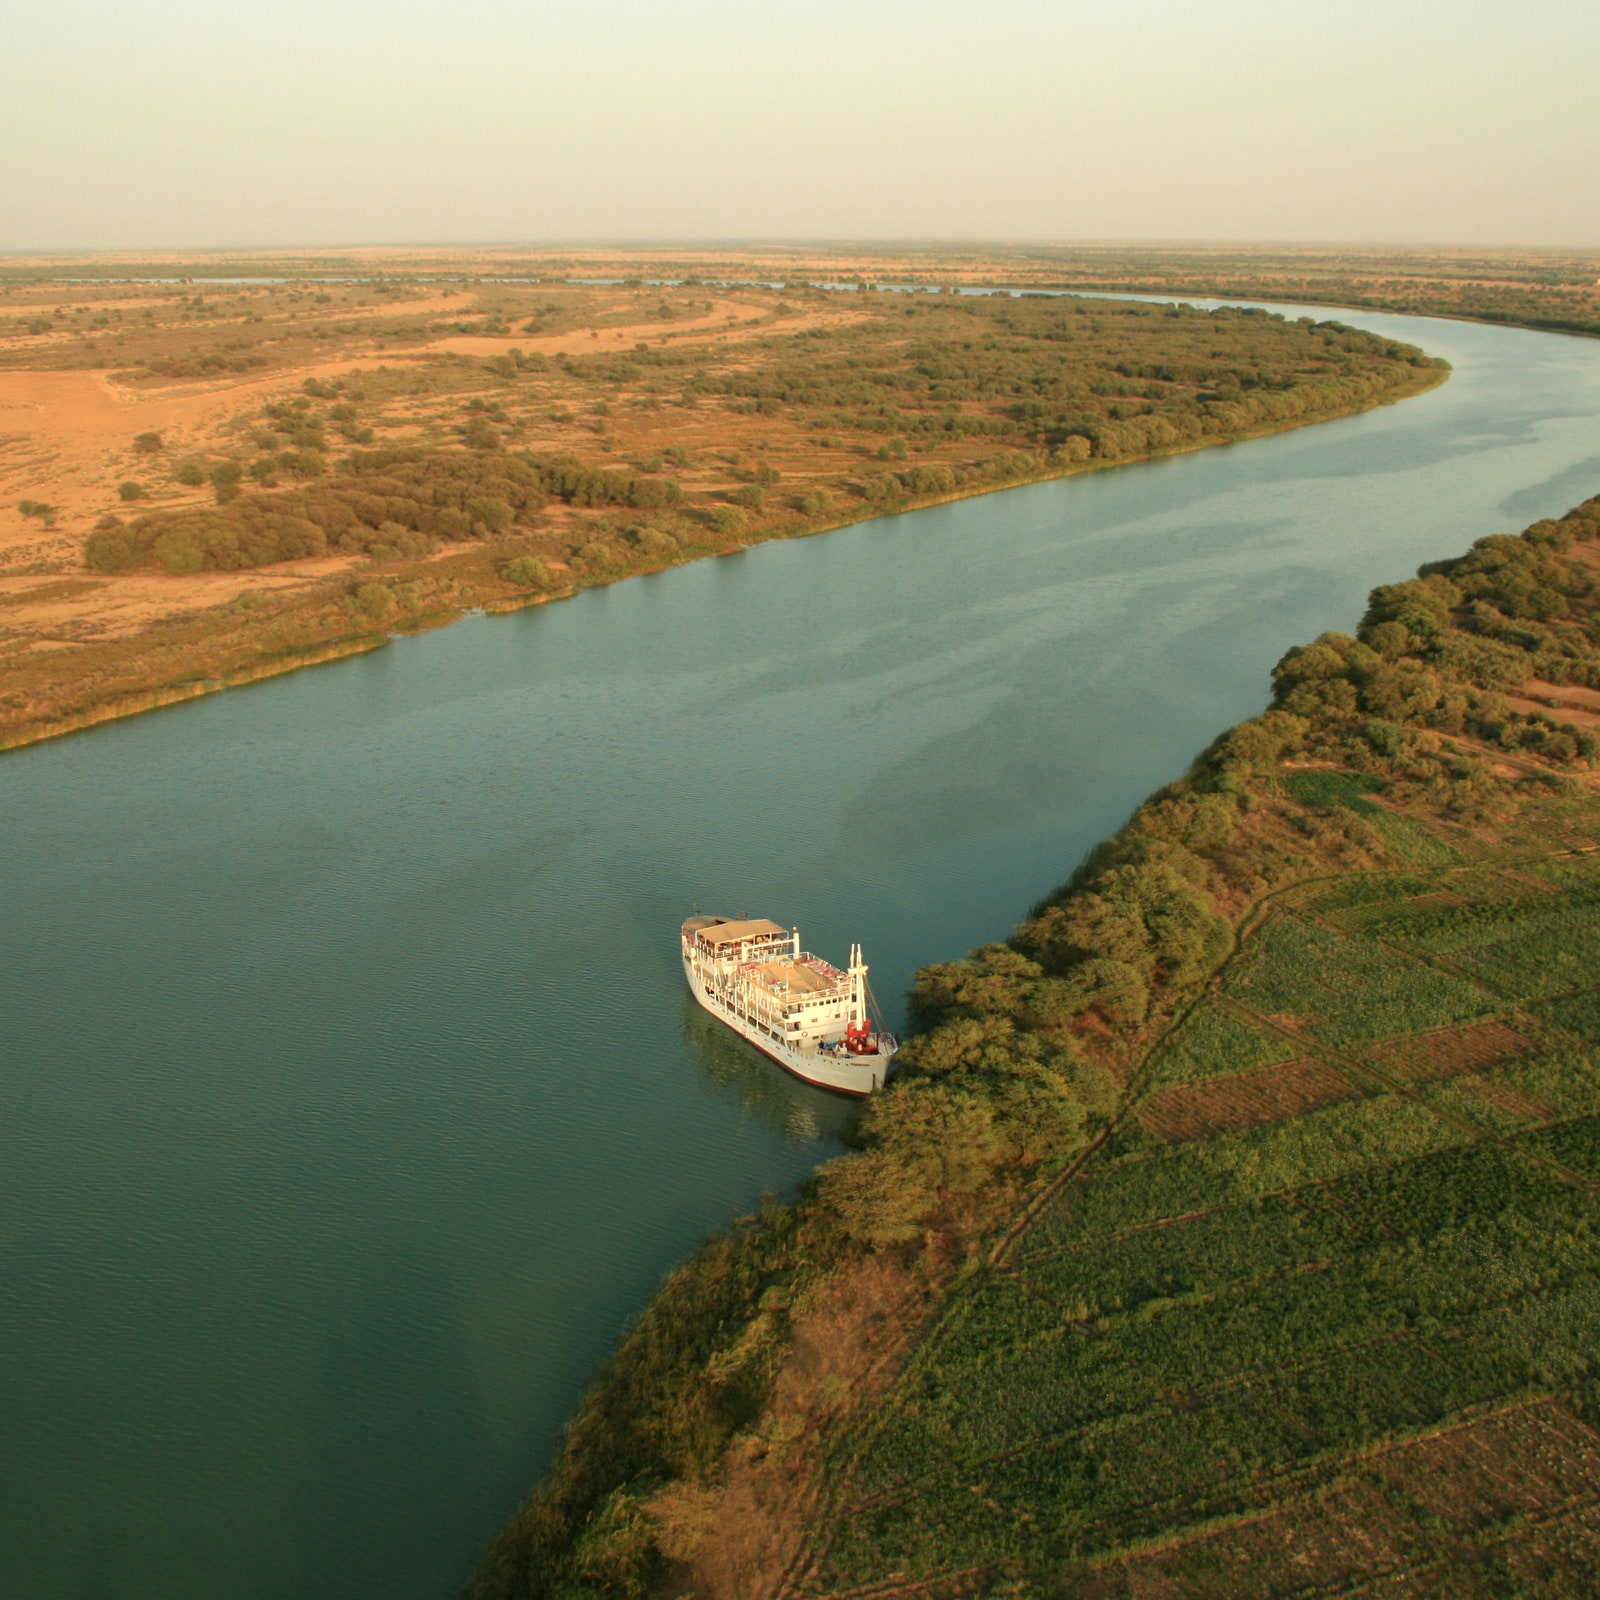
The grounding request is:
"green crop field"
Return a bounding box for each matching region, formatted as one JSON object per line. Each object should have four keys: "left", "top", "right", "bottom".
{"left": 1143, "top": 999, "right": 1298, "bottom": 1089}
{"left": 1536, "top": 989, "right": 1600, "bottom": 1044}
{"left": 1222, "top": 913, "right": 1495, "bottom": 1049}
{"left": 794, "top": 839, "right": 1600, "bottom": 1597}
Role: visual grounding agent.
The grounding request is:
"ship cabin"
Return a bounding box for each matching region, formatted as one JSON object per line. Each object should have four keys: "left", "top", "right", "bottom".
{"left": 682, "top": 915, "right": 858, "bottom": 1044}
{"left": 682, "top": 916, "right": 790, "bottom": 962}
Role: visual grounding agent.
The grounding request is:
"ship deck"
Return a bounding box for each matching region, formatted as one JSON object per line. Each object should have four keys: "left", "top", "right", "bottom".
{"left": 750, "top": 959, "right": 842, "bottom": 996}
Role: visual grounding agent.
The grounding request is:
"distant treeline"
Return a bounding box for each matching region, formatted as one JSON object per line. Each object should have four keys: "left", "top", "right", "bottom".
{"left": 85, "top": 299, "right": 1439, "bottom": 578}
{"left": 468, "top": 493, "right": 1600, "bottom": 1600}
{"left": 1003, "top": 249, "right": 1600, "bottom": 342}
{"left": 695, "top": 299, "right": 1438, "bottom": 456}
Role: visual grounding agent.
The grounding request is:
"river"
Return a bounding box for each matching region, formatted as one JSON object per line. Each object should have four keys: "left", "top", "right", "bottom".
{"left": 1, "top": 305, "right": 1597, "bottom": 1599}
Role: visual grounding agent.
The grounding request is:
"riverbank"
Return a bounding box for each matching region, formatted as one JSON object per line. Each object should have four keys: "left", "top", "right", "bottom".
{"left": 0, "top": 349, "right": 1444, "bottom": 755}
{"left": 1, "top": 281, "right": 1442, "bottom": 753}
{"left": 471, "top": 492, "right": 1600, "bottom": 1597}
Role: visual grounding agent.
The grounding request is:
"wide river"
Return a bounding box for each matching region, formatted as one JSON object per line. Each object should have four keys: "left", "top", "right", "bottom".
{"left": 2, "top": 305, "right": 1598, "bottom": 1599}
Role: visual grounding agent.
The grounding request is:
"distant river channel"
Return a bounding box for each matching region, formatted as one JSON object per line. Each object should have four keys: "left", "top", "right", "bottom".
{"left": 3, "top": 305, "right": 1600, "bottom": 1599}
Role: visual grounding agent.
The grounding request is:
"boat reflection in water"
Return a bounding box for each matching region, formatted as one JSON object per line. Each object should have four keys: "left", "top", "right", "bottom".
{"left": 680, "top": 998, "right": 863, "bottom": 1146}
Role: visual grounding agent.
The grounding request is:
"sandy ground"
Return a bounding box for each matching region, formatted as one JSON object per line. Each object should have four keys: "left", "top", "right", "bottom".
{"left": 1508, "top": 678, "right": 1600, "bottom": 727}
{"left": 0, "top": 291, "right": 859, "bottom": 643}
{"left": 426, "top": 295, "right": 856, "bottom": 356}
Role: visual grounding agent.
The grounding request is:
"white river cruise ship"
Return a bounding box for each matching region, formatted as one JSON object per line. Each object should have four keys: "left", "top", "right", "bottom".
{"left": 681, "top": 915, "right": 898, "bottom": 1096}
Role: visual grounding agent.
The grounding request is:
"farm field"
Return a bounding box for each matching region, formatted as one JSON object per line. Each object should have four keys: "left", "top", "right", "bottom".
{"left": 792, "top": 797, "right": 1600, "bottom": 1597}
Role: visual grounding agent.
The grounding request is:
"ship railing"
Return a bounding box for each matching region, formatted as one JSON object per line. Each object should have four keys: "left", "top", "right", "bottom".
{"left": 690, "top": 935, "right": 790, "bottom": 958}
{"left": 736, "top": 973, "right": 850, "bottom": 1005}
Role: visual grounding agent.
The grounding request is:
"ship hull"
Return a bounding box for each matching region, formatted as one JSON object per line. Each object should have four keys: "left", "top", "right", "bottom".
{"left": 683, "top": 957, "right": 888, "bottom": 1097}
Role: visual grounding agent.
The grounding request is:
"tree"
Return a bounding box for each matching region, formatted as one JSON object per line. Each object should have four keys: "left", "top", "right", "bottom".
{"left": 815, "top": 1148, "right": 936, "bottom": 1247}
{"left": 504, "top": 556, "right": 548, "bottom": 588}
{"left": 354, "top": 582, "right": 393, "bottom": 619}
{"left": 133, "top": 431, "right": 163, "bottom": 454}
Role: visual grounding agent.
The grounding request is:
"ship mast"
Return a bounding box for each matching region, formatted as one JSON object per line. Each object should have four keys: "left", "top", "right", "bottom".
{"left": 849, "top": 944, "right": 866, "bottom": 1028}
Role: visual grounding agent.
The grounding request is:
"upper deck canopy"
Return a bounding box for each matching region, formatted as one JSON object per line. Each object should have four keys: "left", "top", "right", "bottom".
{"left": 695, "top": 918, "right": 787, "bottom": 946}
{"left": 751, "top": 959, "right": 838, "bottom": 994}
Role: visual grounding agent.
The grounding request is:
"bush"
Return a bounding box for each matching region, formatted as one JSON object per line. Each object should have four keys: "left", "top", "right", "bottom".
{"left": 816, "top": 1148, "right": 938, "bottom": 1247}
{"left": 85, "top": 525, "right": 143, "bottom": 572}
{"left": 353, "top": 582, "right": 394, "bottom": 619}
{"left": 76, "top": 447, "right": 691, "bottom": 575}
{"left": 369, "top": 521, "right": 435, "bottom": 561}
{"left": 117, "top": 481, "right": 146, "bottom": 502}
{"left": 626, "top": 525, "right": 678, "bottom": 558}
{"left": 175, "top": 462, "right": 206, "bottom": 487}
{"left": 467, "top": 496, "right": 514, "bottom": 535}
{"left": 902, "top": 464, "right": 956, "bottom": 495}
{"left": 132, "top": 431, "right": 163, "bottom": 454}
{"left": 504, "top": 556, "right": 549, "bottom": 588}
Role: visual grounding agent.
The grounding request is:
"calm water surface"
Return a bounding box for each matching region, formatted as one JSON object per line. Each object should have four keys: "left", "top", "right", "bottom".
{"left": 2, "top": 307, "right": 1599, "bottom": 1599}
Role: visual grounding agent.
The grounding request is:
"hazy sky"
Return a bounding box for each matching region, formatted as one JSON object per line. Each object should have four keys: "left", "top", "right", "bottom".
{"left": 4, "top": 0, "right": 1597, "bottom": 251}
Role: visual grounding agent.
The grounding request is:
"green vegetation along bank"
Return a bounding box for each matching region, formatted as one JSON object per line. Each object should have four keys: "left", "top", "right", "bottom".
{"left": 472, "top": 493, "right": 1600, "bottom": 1599}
